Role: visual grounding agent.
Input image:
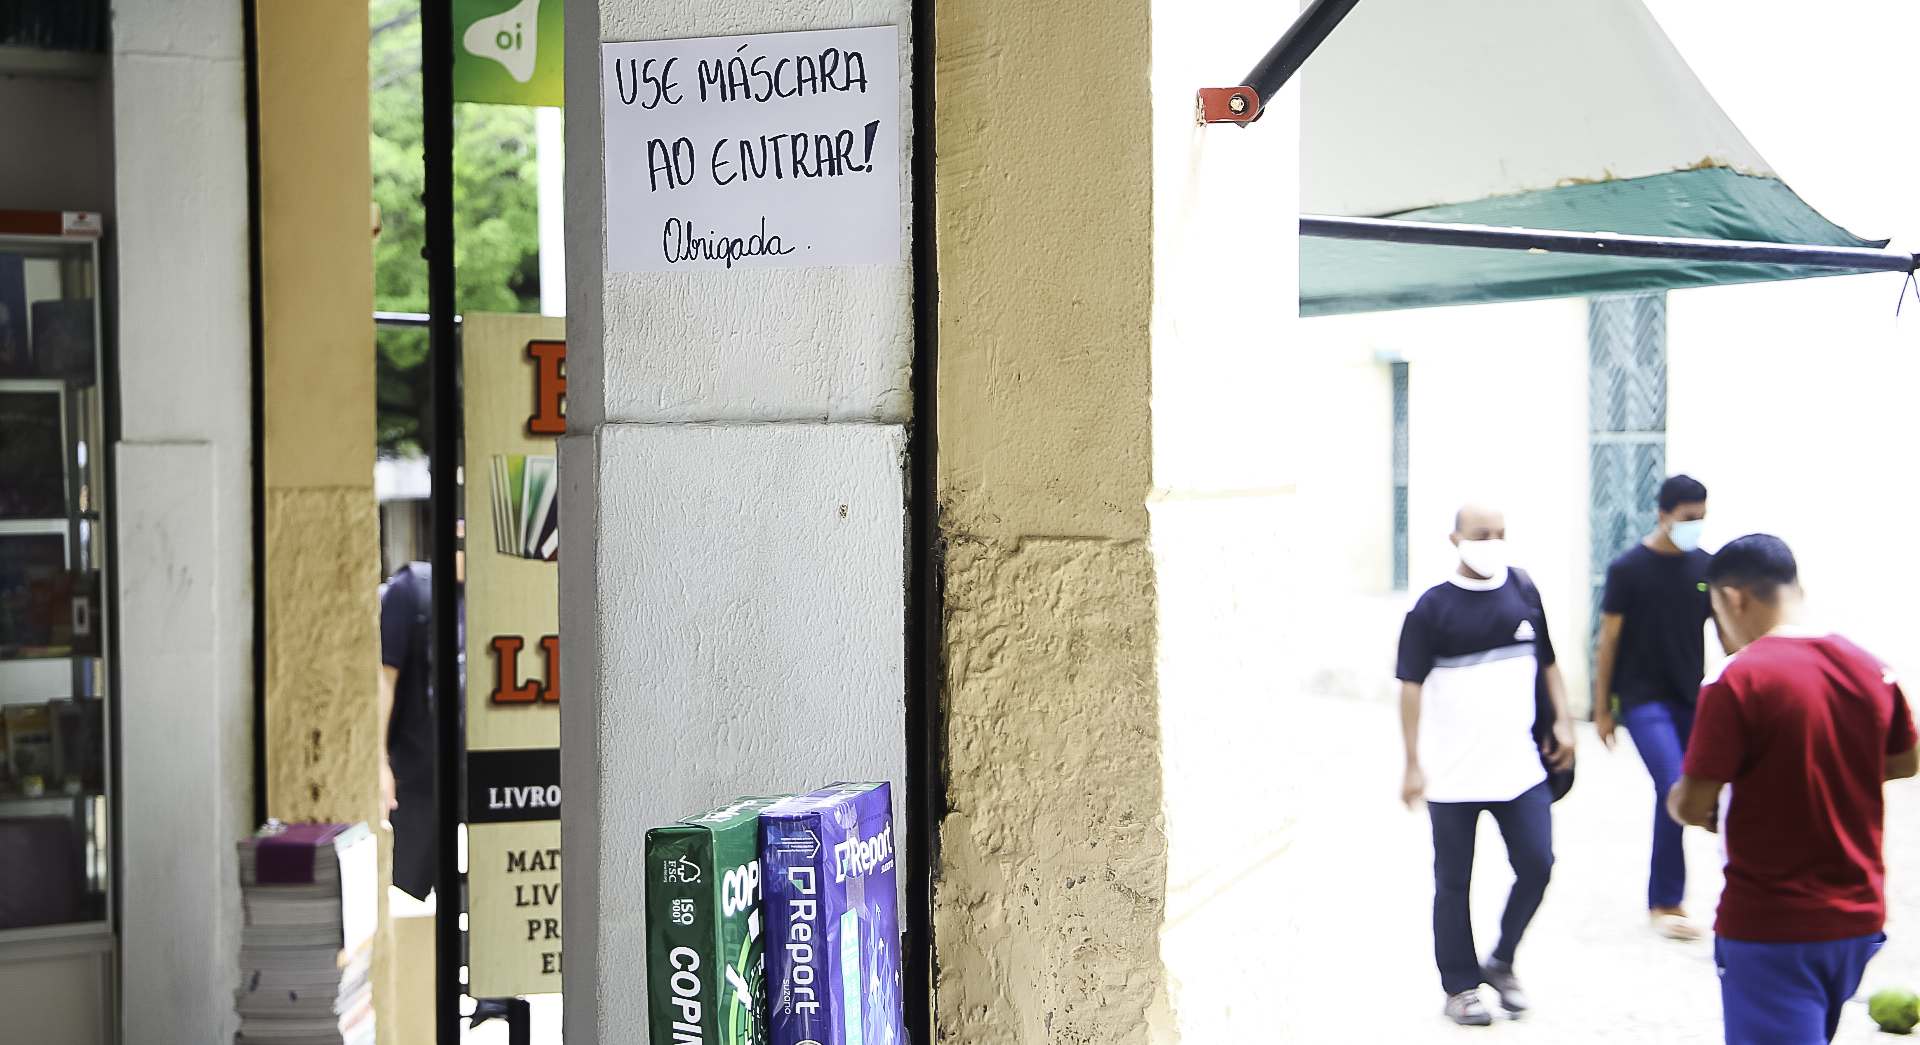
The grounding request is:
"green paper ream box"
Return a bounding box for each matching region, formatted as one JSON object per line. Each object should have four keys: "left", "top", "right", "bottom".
{"left": 647, "top": 796, "right": 791, "bottom": 1045}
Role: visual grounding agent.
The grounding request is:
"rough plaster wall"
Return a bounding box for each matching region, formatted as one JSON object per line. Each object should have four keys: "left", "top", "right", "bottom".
{"left": 932, "top": 0, "right": 1163, "bottom": 1041}
{"left": 586, "top": 0, "right": 913, "bottom": 426}
{"left": 263, "top": 488, "right": 381, "bottom": 821}
{"left": 262, "top": 484, "right": 391, "bottom": 1038}
{"left": 937, "top": 538, "right": 1161, "bottom": 1045}
{"left": 112, "top": 1, "right": 256, "bottom": 1039}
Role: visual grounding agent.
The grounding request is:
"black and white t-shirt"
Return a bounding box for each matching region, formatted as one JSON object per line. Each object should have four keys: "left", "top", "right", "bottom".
{"left": 1396, "top": 567, "right": 1554, "bottom": 803}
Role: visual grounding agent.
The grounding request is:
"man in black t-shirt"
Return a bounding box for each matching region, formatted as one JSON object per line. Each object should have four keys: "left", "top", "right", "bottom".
{"left": 1593, "top": 474, "right": 1718, "bottom": 940}
{"left": 380, "top": 562, "right": 438, "bottom": 900}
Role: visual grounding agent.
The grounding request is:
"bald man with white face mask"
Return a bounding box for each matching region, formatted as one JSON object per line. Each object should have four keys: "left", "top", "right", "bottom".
{"left": 1397, "top": 505, "right": 1577, "bottom": 1025}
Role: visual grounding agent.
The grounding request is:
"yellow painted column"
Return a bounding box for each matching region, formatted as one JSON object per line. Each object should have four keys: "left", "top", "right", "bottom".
{"left": 933, "top": 2, "right": 1167, "bottom": 1042}
{"left": 254, "top": 2, "right": 390, "bottom": 1038}
{"left": 257, "top": 0, "right": 379, "bottom": 820}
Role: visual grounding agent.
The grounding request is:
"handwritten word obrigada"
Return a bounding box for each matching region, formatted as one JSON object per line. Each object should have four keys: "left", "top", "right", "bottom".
{"left": 662, "top": 216, "right": 796, "bottom": 268}
{"left": 613, "top": 44, "right": 870, "bottom": 109}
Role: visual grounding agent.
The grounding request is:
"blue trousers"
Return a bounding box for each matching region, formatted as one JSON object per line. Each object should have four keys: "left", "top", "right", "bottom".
{"left": 1623, "top": 700, "right": 1695, "bottom": 909}
{"left": 1716, "top": 933, "right": 1885, "bottom": 1044}
{"left": 1429, "top": 781, "right": 1555, "bottom": 995}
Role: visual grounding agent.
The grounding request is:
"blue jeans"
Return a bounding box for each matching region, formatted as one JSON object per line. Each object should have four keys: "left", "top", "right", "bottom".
{"left": 1428, "top": 782, "right": 1555, "bottom": 995}
{"left": 1623, "top": 700, "right": 1695, "bottom": 909}
{"left": 1716, "top": 933, "right": 1885, "bottom": 1044}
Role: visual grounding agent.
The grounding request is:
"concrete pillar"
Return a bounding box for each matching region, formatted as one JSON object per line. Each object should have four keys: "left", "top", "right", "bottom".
{"left": 254, "top": 1, "right": 379, "bottom": 827}
{"left": 933, "top": 0, "right": 1300, "bottom": 1040}
{"left": 564, "top": 0, "right": 1298, "bottom": 1040}
{"left": 561, "top": 3, "right": 914, "bottom": 1043}
{"left": 930, "top": 3, "right": 1162, "bottom": 1041}
{"left": 115, "top": 1, "right": 384, "bottom": 1037}
{"left": 252, "top": 2, "right": 389, "bottom": 1036}
{"left": 111, "top": 1, "right": 254, "bottom": 1040}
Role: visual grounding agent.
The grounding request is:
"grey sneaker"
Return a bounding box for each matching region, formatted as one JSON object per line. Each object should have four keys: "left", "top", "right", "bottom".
{"left": 1480, "top": 959, "right": 1529, "bottom": 1013}
{"left": 1444, "top": 990, "right": 1493, "bottom": 1026}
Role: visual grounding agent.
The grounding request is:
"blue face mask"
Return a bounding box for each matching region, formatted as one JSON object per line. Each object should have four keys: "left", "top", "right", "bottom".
{"left": 1669, "top": 519, "right": 1705, "bottom": 553}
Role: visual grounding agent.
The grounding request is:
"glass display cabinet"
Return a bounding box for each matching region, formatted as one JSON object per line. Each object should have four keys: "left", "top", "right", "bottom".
{"left": 0, "top": 217, "right": 111, "bottom": 941}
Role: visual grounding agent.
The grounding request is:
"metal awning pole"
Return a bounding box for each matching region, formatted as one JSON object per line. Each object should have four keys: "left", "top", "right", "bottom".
{"left": 1242, "top": 0, "right": 1361, "bottom": 110}
{"left": 1300, "top": 214, "right": 1919, "bottom": 273}
{"left": 1198, "top": 0, "right": 1361, "bottom": 123}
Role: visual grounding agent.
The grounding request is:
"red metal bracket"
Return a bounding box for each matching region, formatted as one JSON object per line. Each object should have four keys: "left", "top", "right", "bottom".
{"left": 1196, "top": 86, "right": 1260, "bottom": 124}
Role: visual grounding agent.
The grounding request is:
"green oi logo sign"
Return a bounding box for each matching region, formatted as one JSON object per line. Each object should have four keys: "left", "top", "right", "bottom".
{"left": 453, "top": 0, "right": 563, "bottom": 107}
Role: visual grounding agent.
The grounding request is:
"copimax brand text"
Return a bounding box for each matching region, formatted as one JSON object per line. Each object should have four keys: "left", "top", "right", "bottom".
{"left": 666, "top": 946, "right": 704, "bottom": 1045}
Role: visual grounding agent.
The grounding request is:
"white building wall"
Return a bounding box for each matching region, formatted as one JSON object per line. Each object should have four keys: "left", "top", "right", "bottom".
{"left": 1292, "top": 298, "right": 1593, "bottom": 711}
{"left": 1217, "top": 296, "right": 1589, "bottom": 1038}
{"left": 1145, "top": 2, "right": 1317, "bottom": 1035}
{"left": 1668, "top": 275, "right": 1920, "bottom": 679}
{"left": 110, "top": 1, "right": 255, "bottom": 1042}
{"left": 1648, "top": 0, "right": 1920, "bottom": 684}
{"left": 560, "top": 2, "right": 912, "bottom": 1042}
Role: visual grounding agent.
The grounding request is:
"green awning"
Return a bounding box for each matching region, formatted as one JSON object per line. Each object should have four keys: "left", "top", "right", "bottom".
{"left": 1301, "top": 167, "right": 1888, "bottom": 317}
{"left": 1299, "top": 0, "right": 1895, "bottom": 317}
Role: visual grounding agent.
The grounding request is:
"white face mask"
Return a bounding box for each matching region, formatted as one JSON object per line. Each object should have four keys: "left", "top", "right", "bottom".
{"left": 1669, "top": 519, "right": 1705, "bottom": 553}
{"left": 1457, "top": 538, "right": 1507, "bottom": 578}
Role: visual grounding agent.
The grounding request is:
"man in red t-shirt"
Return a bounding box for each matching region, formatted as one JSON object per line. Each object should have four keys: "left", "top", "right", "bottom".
{"left": 1669, "top": 534, "right": 1918, "bottom": 1044}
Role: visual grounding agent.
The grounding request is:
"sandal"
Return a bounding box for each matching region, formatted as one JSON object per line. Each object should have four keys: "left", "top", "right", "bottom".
{"left": 1652, "top": 911, "right": 1705, "bottom": 940}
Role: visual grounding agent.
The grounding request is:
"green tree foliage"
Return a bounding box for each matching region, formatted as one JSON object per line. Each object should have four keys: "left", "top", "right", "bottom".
{"left": 370, "top": 0, "right": 542, "bottom": 456}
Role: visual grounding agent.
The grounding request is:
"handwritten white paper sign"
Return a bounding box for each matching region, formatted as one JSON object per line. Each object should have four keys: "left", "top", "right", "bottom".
{"left": 601, "top": 26, "right": 901, "bottom": 273}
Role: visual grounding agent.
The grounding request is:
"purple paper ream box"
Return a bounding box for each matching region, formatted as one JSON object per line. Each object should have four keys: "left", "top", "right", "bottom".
{"left": 760, "top": 782, "right": 902, "bottom": 1045}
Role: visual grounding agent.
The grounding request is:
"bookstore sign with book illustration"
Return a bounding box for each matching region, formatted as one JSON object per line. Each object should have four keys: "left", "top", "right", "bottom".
{"left": 462, "top": 312, "right": 566, "bottom": 999}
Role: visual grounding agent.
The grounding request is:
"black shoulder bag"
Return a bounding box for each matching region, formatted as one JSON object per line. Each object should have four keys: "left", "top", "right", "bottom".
{"left": 1510, "top": 567, "right": 1575, "bottom": 802}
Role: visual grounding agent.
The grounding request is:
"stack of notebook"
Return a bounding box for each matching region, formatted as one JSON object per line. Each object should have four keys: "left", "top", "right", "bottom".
{"left": 235, "top": 822, "right": 379, "bottom": 1045}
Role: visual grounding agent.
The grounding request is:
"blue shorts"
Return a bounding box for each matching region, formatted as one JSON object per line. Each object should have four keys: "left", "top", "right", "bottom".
{"left": 1715, "top": 932, "right": 1886, "bottom": 1044}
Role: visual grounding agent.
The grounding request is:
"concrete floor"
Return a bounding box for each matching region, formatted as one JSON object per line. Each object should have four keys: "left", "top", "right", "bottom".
{"left": 1256, "top": 694, "right": 1920, "bottom": 1042}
